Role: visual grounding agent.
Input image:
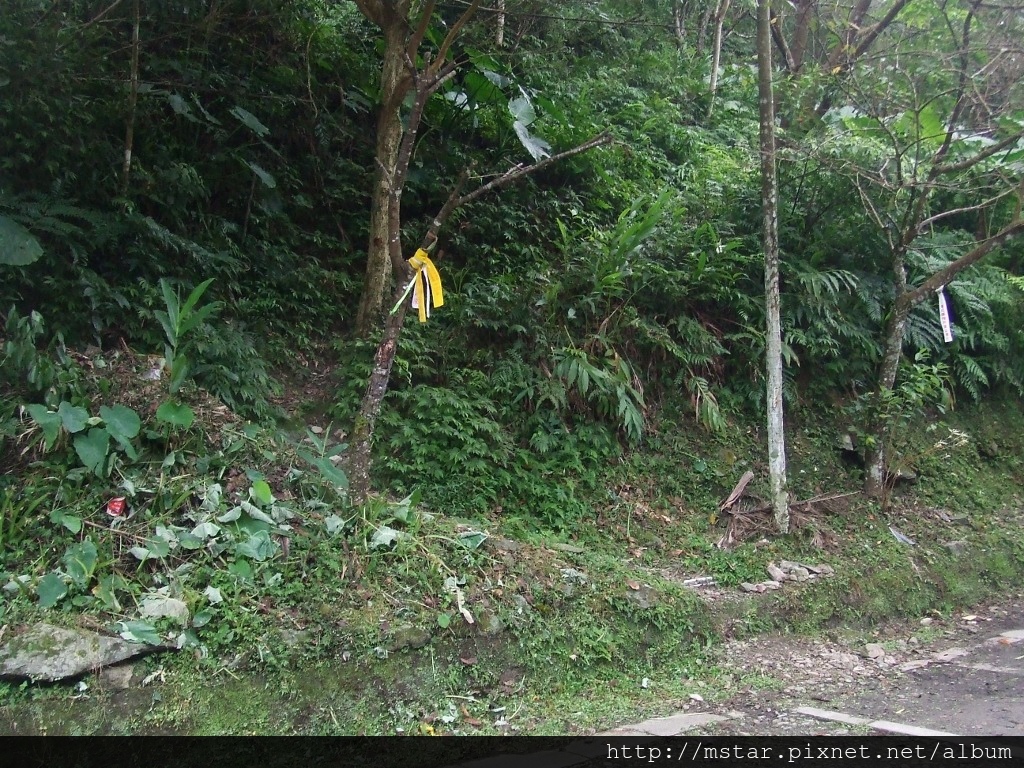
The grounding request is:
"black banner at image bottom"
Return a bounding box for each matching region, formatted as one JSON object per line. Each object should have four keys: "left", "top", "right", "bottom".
{"left": 0, "top": 736, "right": 1021, "bottom": 768}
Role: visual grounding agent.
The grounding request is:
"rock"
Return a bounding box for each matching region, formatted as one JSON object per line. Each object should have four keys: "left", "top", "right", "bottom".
{"left": 98, "top": 664, "right": 134, "bottom": 690}
{"left": 278, "top": 629, "right": 311, "bottom": 649}
{"left": 900, "top": 659, "right": 931, "bottom": 671}
{"left": 477, "top": 610, "right": 504, "bottom": 637}
{"left": 789, "top": 567, "right": 811, "bottom": 582}
{"left": 139, "top": 594, "right": 190, "bottom": 625}
{"left": 0, "top": 623, "right": 165, "bottom": 683}
{"left": 389, "top": 625, "right": 432, "bottom": 651}
{"left": 486, "top": 538, "right": 522, "bottom": 554}
{"left": 625, "top": 585, "right": 658, "bottom": 609}
{"left": 932, "top": 647, "right": 969, "bottom": 663}
{"left": 740, "top": 582, "right": 762, "bottom": 593}
{"left": 943, "top": 540, "right": 968, "bottom": 556}
{"left": 806, "top": 563, "right": 835, "bottom": 576}
{"left": 560, "top": 568, "right": 588, "bottom": 583}
{"left": 550, "top": 543, "right": 585, "bottom": 554}
{"left": 865, "top": 643, "right": 886, "bottom": 659}
{"left": 512, "top": 595, "right": 532, "bottom": 614}
{"left": 766, "top": 563, "right": 787, "bottom": 582}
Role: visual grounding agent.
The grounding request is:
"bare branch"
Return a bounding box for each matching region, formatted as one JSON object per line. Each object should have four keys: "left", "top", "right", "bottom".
{"left": 456, "top": 133, "right": 613, "bottom": 208}
{"left": 431, "top": 0, "right": 482, "bottom": 76}
{"left": 917, "top": 188, "right": 1018, "bottom": 231}
{"left": 899, "top": 218, "right": 1024, "bottom": 309}
{"left": 407, "top": 0, "right": 437, "bottom": 60}
{"left": 770, "top": 7, "right": 797, "bottom": 73}
{"left": 932, "top": 130, "right": 1024, "bottom": 176}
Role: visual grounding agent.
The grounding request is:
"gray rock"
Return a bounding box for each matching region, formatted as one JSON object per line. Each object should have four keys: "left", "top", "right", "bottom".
{"left": 767, "top": 563, "right": 788, "bottom": 582}
{"left": 625, "top": 585, "right": 658, "bottom": 609}
{"left": 98, "top": 664, "right": 134, "bottom": 690}
{"left": 0, "top": 623, "right": 164, "bottom": 683}
{"left": 389, "top": 625, "right": 432, "bottom": 651}
{"left": 865, "top": 643, "right": 886, "bottom": 659}
{"left": 789, "top": 566, "right": 811, "bottom": 582}
{"left": 278, "top": 628, "right": 311, "bottom": 649}
{"left": 477, "top": 610, "right": 505, "bottom": 637}
{"left": 805, "top": 563, "right": 835, "bottom": 576}
{"left": 550, "top": 542, "right": 585, "bottom": 554}
{"left": 486, "top": 538, "right": 522, "bottom": 553}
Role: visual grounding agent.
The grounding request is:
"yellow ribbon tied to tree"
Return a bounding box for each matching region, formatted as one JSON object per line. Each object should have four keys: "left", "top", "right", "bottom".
{"left": 408, "top": 248, "right": 444, "bottom": 323}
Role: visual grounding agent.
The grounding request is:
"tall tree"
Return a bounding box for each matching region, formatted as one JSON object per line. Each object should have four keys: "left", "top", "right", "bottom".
{"left": 758, "top": 0, "right": 789, "bottom": 532}
{"left": 809, "top": 0, "right": 1024, "bottom": 494}
{"left": 344, "top": 1, "right": 611, "bottom": 501}
{"left": 351, "top": 0, "right": 482, "bottom": 336}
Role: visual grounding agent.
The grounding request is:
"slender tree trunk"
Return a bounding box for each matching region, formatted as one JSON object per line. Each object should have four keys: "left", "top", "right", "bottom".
{"left": 696, "top": 3, "right": 714, "bottom": 57}
{"left": 863, "top": 217, "right": 1024, "bottom": 497}
{"left": 864, "top": 304, "right": 909, "bottom": 497}
{"left": 120, "top": 0, "right": 140, "bottom": 197}
{"left": 355, "top": 24, "right": 409, "bottom": 336}
{"left": 757, "top": 0, "right": 789, "bottom": 533}
{"left": 496, "top": 0, "right": 505, "bottom": 47}
{"left": 707, "top": 0, "right": 731, "bottom": 114}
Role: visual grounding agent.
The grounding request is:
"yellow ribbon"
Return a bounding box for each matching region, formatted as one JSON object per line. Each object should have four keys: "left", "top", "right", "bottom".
{"left": 408, "top": 248, "right": 444, "bottom": 323}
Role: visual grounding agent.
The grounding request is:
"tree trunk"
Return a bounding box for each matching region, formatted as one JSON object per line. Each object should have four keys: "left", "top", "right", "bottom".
{"left": 355, "top": 23, "right": 410, "bottom": 336}
{"left": 863, "top": 303, "right": 909, "bottom": 498}
{"left": 348, "top": 277, "right": 412, "bottom": 500}
{"left": 707, "top": 0, "right": 730, "bottom": 113}
{"left": 757, "top": 0, "right": 789, "bottom": 533}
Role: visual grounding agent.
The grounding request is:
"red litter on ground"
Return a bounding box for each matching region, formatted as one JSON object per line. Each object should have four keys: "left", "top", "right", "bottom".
{"left": 106, "top": 497, "right": 127, "bottom": 517}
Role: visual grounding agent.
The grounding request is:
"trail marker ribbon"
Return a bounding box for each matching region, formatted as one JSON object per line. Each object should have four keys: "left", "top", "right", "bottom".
{"left": 408, "top": 248, "right": 444, "bottom": 323}
{"left": 937, "top": 287, "right": 953, "bottom": 343}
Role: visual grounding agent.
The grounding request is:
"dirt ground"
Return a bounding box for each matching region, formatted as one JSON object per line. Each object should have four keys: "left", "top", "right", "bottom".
{"left": 694, "top": 591, "right": 1024, "bottom": 736}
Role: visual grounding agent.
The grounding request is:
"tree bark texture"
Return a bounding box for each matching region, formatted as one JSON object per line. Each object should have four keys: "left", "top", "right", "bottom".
{"left": 707, "top": 0, "right": 731, "bottom": 113}
{"left": 757, "top": 0, "right": 789, "bottom": 534}
{"left": 354, "top": 21, "right": 409, "bottom": 335}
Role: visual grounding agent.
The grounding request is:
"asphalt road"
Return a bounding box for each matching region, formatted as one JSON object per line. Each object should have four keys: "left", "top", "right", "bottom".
{"left": 834, "top": 619, "right": 1024, "bottom": 735}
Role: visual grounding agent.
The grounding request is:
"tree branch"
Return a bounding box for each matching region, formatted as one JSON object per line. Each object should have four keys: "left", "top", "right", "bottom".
{"left": 430, "top": 0, "right": 481, "bottom": 76}
{"left": 456, "top": 133, "right": 613, "bottom": 209}
{"left": 898, "top": 218, "right": 1024, "bottom": 309}
{"left": 770, "top": 7, "right": 797, "bottom": 74}
{"left": 932, "top": 130, "right": 1024, "bottom": 176}
{"left": 407, "top": 0, "right": 437, "bottom": 59}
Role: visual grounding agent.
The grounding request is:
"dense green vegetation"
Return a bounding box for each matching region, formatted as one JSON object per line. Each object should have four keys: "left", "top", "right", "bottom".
{"left": 1, "top": 0, "right": 1023, "bottom": 734}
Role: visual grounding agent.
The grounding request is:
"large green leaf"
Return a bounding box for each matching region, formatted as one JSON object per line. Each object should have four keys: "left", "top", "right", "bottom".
{"left": 57, "top": 401, "right": 89, "bottom": 433}
{"left": 99, "top": 404, "right": 141, "bottom": 440}
{"left": 0, "top": 215, "right": 43, "bottom": 266}
{"left": 513, "top": 121, "right": 551, "bottom": 162}
{"left": 156, "top": 400, "right": 195, "bottom": 428}
{"left": 508, "top": 95, "right": 537, "bottom": 126}
{"left": 114, "top": 620, "right": 162, "bottom": 646}
{"left": 26, "top": 405, "right": 61, "bottom": 449}
{"left": 230, "top": 106, "right": 270, "bottom": 137}
{"left": 73, "top": 427, "right": 110, "bottom": 476}
{"left": 246, "top": 160, "right": 277, "bottom": 189}
{"left": 62, "top": 538, "right": 98, "bottom": 589}
{"left": 36, "top": 573, "right": 68, "bottom": 608}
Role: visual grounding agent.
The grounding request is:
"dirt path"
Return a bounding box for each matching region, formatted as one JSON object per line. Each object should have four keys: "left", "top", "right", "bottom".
{"left": 601, "top": 591, "right": 1024, "bottom": 737}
